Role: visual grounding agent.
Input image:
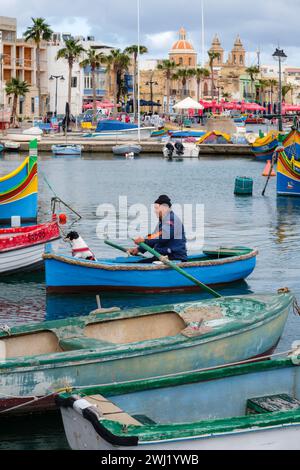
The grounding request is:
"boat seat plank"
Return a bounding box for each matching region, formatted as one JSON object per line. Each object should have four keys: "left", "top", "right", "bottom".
{"left": 85, "top": 394, "right": 142, "bottom": 426}
{"left": 59, "top": 337, "right": 112, "bottom": 351}
{"left": 247, "top": 394, "right": 300, "bottom": 414}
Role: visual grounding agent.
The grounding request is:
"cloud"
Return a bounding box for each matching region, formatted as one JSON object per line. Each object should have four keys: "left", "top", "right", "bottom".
{"left": 1, "top": 0, "right": 299, "bottom": 65}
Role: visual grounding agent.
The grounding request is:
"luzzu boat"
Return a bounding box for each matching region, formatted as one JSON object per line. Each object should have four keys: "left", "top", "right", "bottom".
{"left": 251, "top": 131, "right": 279, "bottom": 161}
{"left": 277, "top": 130, "right": 300, "bottom": 197}
{"left": 83, "top": 120, "right": 154, "bottom": 140}
{"left": 51, "top": 144, "right": 83, "bottom": 156}
{"left": 0, "top": 219, "right": 60, "bottom": 275}
{"left": 57, "top": 351, "right": 300, "bottom": 450}
{"left": 0, "top": 291, "right": 294, "bottom": 414}
{"left": 197, "top": 131, "right": 232, "bottom": 144}
{"left": 43, "top": 246, "right": 257, "bottom": 293}
{"left": 0, "top": 140, "right": 38, "bottom": 224}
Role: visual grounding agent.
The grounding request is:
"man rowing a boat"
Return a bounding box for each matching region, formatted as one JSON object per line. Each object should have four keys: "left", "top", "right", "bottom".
{"left": 127, "top": 195, "right": 187, "bottom": 263}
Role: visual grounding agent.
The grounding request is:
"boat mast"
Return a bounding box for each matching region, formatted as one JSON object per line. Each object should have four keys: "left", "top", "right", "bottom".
{"left": 201, "top": 0, "right": 205, "bottom": 67}
{"left": 137, "top": 0, "right": 141, "bottom": 143}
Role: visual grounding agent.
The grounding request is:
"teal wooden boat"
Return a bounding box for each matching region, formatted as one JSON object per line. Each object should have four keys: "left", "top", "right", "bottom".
{"left": 57, "top": 352, "right": 300, "bottom": 450}
{"left": 0, "top": 291, "right": 294, "bottom": 414}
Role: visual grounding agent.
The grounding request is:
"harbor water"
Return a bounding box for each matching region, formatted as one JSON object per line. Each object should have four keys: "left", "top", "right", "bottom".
{"left": 0, "top": 151, "right": 299, "bottom": 449}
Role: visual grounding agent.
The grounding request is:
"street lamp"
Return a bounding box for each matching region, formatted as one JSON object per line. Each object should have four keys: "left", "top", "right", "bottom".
{"left": 272, "top": 48, "right": 287, "bottom": 132}
{"left": 145, "top": 79, "right": 158, "bottom": 113}
{"left": 49, "top": 75, "right": 65, "bottom": 116}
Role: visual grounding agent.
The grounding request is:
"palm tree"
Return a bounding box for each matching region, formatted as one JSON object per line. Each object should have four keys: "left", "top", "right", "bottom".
{"left": 80, "top": 48, "right": 105, "bottom": 125}
{"left": 103, "top": 50, "right": 131, "bottom": 113}
{"left": 194, "top": 67, "right": 210, "bottom": 101}
{"left": 124, "top": 45, "right": 148, "bottom": 119}
{"left": 57, "top": 38, "right": 85, "bottom": 115}
{"left": 258, "top": 79, "right": 269, "bottom": 104}
{"left": 157, "top": 60, "right": 178, "bottom": 114}
{"left": 282, "top": 84, "right": 293, "bottom": 102}
{"left": 245, "top": 66, "right": 260, "bottom": 101}
{"left": 5, "top": 78, "right": 30, "bottom": 127}
{"left": 222, "top": 92, "right": 231, "bottom": 101}
{"left": 173, "top": 69, "right": 195, "bottom": 99}
{"left": 24, "top": 17, "right": 53, "bottom": 117}
{"left": 208, "top": 51, "right": 221, "bottom": 100}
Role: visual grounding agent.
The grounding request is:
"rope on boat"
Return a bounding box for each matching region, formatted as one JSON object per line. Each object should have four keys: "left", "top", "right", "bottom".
{"left": 0, "top": 387, "right": 72, "bottom": 415}
{"left": 277, "top": 288, "right": 300, "bottom": 316}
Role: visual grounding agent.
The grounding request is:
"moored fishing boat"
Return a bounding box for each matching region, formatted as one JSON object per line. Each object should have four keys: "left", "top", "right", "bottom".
{"left": 197, "top": 131, "right": 232, "bottom": 144}
{"left": 251, "top": 131, "right": 279, "bottom": 161}
{"left": 83, "top": 120, "right": 154, "bottom": 140}
{"left": 163, "top": 141, "right": 200, "bottom": 158}
{"left": 0, "top": 219, "right": 60, "bottom": 275}
{"left": 112, "top": 144, "right": 142, "bottom": 156}
{"left": 51, "top": 144, "right": 83, "bottom": 155}
{"left": 0, "top": 140, "right": 38, "bottom": 224}
{"left": 276, "top": 129, "right": 300, "bottom": 197}
{"left": 56, "top": 351, "right": 300, "bottom": 450}
{"left": 0, "top": 291, "right": 294, "bottom": 414}
{"left": 3, "top": 141, "right": 21, "bottom": 151}
{"left": 43, "top": 246, "right": 257, "bottom": 293}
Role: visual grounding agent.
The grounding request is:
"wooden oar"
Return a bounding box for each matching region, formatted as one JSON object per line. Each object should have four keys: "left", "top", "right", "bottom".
{"left": 104, "top": 239, "right": 147, "bottom": 258}
{"left": 262, "top": 151, "right": 277, "bottom": 196}
{"left": 136, "top": 241, "right": 222, "bottom": 298}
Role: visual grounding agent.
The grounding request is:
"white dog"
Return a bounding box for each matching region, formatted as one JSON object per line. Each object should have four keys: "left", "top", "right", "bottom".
{"left": 65, "top": 231, "right": 96, "bottom": 261}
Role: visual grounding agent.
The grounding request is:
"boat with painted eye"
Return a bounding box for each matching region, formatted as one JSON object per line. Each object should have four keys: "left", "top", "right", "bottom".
{"left": 0, "top": 220, "right": 60, "bottom": 275}
{"left": 43, "top": 246, "right": 257, "bottom": 294}
{"left": 0, "top": 291, "right": 294, "bottom": 414}
{"left": 51, "top": 144, "right": 83, "bottom": 156}
{"left": 56, "top": 351, "right": 300, "bottom": 450}
{"left": 277, "top": 130, "right": 300, "bottom": 197}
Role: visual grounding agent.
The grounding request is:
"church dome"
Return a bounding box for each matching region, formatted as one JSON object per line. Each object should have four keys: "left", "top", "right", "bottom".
{"left": 171, "top": 27, "right": 195, "bottom": 52}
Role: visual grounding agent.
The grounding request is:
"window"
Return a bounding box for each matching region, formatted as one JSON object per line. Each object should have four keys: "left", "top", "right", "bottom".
{"left": 179, "top": 57, "right": 183, "bottom": 66}
{"left": 84, "top": 75, "right": 92, "bottom": 89}
{"left": 189, "top": 58, "right": 192, "bottom": 66}
{"left": 71, "top": 77, "right": 78, "bottom": 88}
{"left": 233, "top": 55, "right": 236, "bottom": 65}
{"left": 240, "top": 55, "right": 243, "bottom": 65}
{"left": 31, "top": 97, "right": 35, "bottom": 114}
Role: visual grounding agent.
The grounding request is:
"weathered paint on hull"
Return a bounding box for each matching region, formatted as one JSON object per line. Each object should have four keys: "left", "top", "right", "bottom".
{"left": 61, "top": 407, "right": 300, "bottom": 450}
{"left": 0, "top": 306, "right": 289, "bottom": 414}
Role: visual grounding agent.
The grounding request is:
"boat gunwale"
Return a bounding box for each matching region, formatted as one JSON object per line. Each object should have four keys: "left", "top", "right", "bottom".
{"left": 0, "top": 293, "right": 293, "bottom": 370}
{"left": 43, "top": 248, "right": 258, "bottom": 272}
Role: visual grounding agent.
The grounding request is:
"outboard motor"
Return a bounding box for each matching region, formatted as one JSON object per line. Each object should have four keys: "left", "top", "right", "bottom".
{"left": 175, "top": 141, "right": 184, "bottom": 156}
{"left": 166, "top": 142, "right": 174, "bottom": 157}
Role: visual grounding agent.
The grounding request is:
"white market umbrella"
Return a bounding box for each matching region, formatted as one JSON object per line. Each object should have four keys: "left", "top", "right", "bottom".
{"left": 173, "top": 97, "right": 204, "bottom": 110}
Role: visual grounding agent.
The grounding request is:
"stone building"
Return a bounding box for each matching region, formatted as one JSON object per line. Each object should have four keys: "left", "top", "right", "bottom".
{"left": 0, "top": 16, "right": 48, "bottom": 119}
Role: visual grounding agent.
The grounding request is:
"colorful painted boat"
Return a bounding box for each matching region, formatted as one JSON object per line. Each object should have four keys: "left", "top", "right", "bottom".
{"left": 0, "top": 140, "right": 38, "bottom": 224}
{"left": 277, "top": 130, "right": 300, "bottom": 197}
{"left": 0, "top": 291, "right": 293, "bottom": 414}
{"left": 251, "top": 131, "right": 279, "bottom": 161}
{"left": 197, "top": 131, "right": 232, "bottom": 144}
{"left": 43, "top": 246, "right": 257, "bottom": 293}
{"left": 0, "top": 220, "right": 60, "bottom": 275}
{"left": 57, "top": 351, "right": 300, "bottom": 450}
{"left": 51, "top": 144, "right": 83, "bottom": 155}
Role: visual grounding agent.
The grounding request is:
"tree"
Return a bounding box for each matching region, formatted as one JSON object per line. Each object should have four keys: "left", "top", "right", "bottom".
{"left": 124, "top": 45, "right": 148, "bottom": 119}
{"left": 157, "top": 60, "right": 178, "bottom": 114}
{"left": 245, "top": 66, "right": 260, "bottom": 101}
{"left": 282, "top": 84, "right": 293, "bottom": 102}
{"left": 80, "top": 48, "right": 105, "bottom": 125}
{"left": 222, "top": 92, "right": 231, "bottom": 101}
{"left": 24, "top": 17, "right": 53, "bottom": 117}
{"left": 57, "top": 38, "right": 85, "bottom": 116}
{"left": 258, "top": 79, "right": 269, "bottom": 104}
{"left": 172, "top": 69, "right": 195, "bottom": 99}
{"left": 5, "top": 78, "right": 30, "bottom": 127}
{"left": 208, "top": 51, "right": 221, "bottom": 100}
{"left": 103, "top": 50, "right": 131, "bottom": 113}
{"left": 267, "top": 79, "right": 278, "bottom": 108}
{"left": 194, "top": 67, "right": 210, "bottom": 101}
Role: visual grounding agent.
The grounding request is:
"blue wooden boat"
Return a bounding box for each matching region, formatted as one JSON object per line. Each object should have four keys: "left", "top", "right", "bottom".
{"left": 43, "top": 246, "right": 257, "bottom": 293}
{"left": 51, "top": 144, "right": 83, "bottom": 155}
{"left": 0, "top": 290, "right": 294, "bottom": 414}
{"left": 57, "top": 351, "right": 300, "bottom": 450}
{"left": 0, "top": 140, "right": 38, "bottom": 224}
{"left": 277, "top": 130, "right": 300, "bottom": 197}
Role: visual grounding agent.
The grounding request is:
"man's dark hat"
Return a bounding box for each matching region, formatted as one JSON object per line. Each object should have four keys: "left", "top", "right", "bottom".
{"left": 154, "top": 195, "right": 172, "bottom": 207}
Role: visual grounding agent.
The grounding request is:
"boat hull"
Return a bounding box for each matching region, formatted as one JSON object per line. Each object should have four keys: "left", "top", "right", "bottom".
{"left": 163, "top": 143, "right": 200, "bottom": 158}
{"left": 44, "top": 250, "right": 257, "bottom": 293}
{"left": 277, "top": 131, "right": 300, "bottom": 197}
{"left": 60, "top": 406, "right": 300, "bottom": 450}
{"left": 0, "top": 295, "right": 290, "bottom": 414}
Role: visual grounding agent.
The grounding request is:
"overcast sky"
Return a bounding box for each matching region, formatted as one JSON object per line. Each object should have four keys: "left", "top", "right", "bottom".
{"left": 2, "top": 0, "right": 300, "bottom": 66}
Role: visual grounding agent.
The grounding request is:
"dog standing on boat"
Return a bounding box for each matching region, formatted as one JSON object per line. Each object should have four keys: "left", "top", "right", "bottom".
{"left": 64, "top": 231, "right": 96, "bottom": 261}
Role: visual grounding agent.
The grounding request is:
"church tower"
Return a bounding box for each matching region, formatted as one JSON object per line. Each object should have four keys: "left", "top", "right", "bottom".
{"left": 208, "top": 35, "right": 224, "bottom": 66}
{"left": 227, "top": 35, "right": 246, "bottom": 67}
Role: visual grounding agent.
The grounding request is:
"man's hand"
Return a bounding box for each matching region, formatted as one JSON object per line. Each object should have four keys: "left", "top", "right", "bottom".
{"left": 127, "top": 247, "right": 139, "bottom": 256}
{"left": 134, "top": 237, "right": 145, "bottom": 245}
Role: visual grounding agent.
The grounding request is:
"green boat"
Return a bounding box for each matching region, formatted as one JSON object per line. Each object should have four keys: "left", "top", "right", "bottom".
{"left": 0, "top": 291, "right": 294, "bottom": 415}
